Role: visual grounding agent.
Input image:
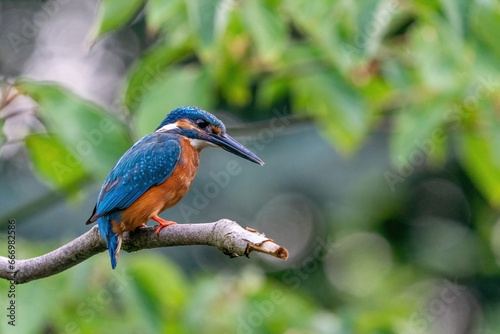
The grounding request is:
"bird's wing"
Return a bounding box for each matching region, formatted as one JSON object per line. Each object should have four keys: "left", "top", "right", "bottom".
{"left": 91, "top": 133, "right": 181, "bottom": 220}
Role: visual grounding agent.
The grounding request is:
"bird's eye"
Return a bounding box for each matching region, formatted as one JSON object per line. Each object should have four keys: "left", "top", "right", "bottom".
{"left": 196, "top": 118, "right": 209, "bottom": 129}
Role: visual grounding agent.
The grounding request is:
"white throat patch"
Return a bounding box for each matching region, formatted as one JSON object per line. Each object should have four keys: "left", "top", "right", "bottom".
{"left": 188, "top": 138, "right": 217, "bottom": 150}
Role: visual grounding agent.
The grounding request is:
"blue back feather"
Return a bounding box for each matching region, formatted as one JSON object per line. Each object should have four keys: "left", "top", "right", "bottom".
{"left": 95, "top": 132, "right": 181, "bottom": 268}
{"left": 96, "top": 133, "right": 181, "bottom": 217}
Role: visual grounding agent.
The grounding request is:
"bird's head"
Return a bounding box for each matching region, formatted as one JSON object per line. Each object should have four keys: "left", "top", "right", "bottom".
{"left": 156, "top": 106, "right": 264, "bottom": 166}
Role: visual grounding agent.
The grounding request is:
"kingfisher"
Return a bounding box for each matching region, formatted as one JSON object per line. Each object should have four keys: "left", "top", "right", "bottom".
{"left": 86, "top": 106, "right": 264, "bottom": 269}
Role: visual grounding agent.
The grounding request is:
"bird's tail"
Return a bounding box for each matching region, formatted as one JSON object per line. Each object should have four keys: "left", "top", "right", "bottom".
{"left": 97, "top": 215, "right": 121, "bottom": 269}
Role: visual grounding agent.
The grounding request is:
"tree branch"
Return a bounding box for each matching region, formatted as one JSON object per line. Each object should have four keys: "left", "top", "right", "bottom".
{"left": 0, "top": 219, "right": 288, "bottom": 284}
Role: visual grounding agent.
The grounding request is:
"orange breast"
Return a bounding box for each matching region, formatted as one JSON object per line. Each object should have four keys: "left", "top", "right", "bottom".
{"left": 114, "top": 138, "right": 200, "bottom": 235}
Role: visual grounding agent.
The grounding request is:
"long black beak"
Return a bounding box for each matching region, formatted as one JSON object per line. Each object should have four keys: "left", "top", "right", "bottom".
{"left": 209, "top": 133, "right": 264, "bottom": 166}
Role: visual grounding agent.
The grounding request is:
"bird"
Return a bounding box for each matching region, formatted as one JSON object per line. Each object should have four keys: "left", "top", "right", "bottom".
{"left": 86, "top": 106, "right": 264, "bottom": 269}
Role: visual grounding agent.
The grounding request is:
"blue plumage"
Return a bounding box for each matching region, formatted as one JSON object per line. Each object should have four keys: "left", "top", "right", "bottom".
{"left": 95, "top": 134, "right": 181, "bottom": 218}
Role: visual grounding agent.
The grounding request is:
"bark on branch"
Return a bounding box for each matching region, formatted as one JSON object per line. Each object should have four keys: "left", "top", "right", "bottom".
{"left": 0, "top": 219, "right": 288, "bottom": 284}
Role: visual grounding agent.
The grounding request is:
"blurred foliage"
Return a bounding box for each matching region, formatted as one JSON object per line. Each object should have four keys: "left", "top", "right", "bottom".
{"left": 0, "top": 244, "right": 341, "bottom": 334}
{"left": 1, "top": 0, "right": 499, "bottom": 206}
{"left": 17, "top": 80, "right": 133, "bottom": 180}
{"left": 2, "top": 0, "right": 500, "bottom": 333}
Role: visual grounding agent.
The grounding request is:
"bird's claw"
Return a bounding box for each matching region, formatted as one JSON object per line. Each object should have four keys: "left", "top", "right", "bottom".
{"left": 152, "top": 215, "right": 177, "bottom": 236}
{"left": 155, "top": 222, "right": 177, "bottom": 236}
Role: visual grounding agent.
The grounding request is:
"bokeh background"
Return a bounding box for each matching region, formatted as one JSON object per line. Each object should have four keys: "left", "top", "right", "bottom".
{"left": 1, "top": 0, "right": 500, "bottom": 333}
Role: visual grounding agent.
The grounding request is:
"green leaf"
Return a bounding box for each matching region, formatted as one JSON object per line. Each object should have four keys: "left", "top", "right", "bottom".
{"left": 292, "top": 69, "right": 370, "bottom": 154}
{"left": 123, "top": 41, "right": 192, "bottom": 112}
{"left": 217, "top": 60, "right": 252, "bottom": 106}
{"left": 242, "top": 0, "right": 287, "bottom": 64}
{"left": 185, "top": 0, "right": 221, "bottom": 60}
{"left": 129, "top": 255, "right": 188, "bottom": 311}
{"left": 354, "top": 1, "right": 383, "bottom": 57}
{"left": 209, "top": 13, "right": 253, "bottom": 106}
{"left": 127, "top": 255, "right": 188, "bottom": 333}
{"left": 283, "top": 0, "right": 375, "bottom": 70}
{"left": 409, "top": 18, "right": 466, "bottom": 92}
{"left": 470, "top": 1, "right": 500, "bottom": 59}
{"left": 135, "top": 66, "right": 214, "bottom": 136}
{"left": 391, "top": 98, "right": 451, "bottom": 168}
{"left": 88, "top": 0, "right": 145, "bottom": 43}
{"left": 25, "top": 134, "right": 87, "bottom": 193}
{"left": 439, "top": 0, "right": 471, "bottom": 39}
{"left": 461, "top": 130, "right": 500, "bottom": 207}
{"left": 17, "top": 80, "right": 132, "bottom": 177}
{"left": 256, "top": 75, "right": 289, "bottom": 108}
{"left": 146, "top": 0, "right": 185, "bottom": 33}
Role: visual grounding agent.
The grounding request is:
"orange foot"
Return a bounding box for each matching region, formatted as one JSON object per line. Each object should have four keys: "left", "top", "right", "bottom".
{"left": 152, "top": 215, "right": 177, "bottom": 236}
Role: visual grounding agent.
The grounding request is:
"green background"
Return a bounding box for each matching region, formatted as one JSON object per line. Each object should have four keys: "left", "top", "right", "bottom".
{"left": 1, "top": 0, "right": 500, "bottom": 333}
